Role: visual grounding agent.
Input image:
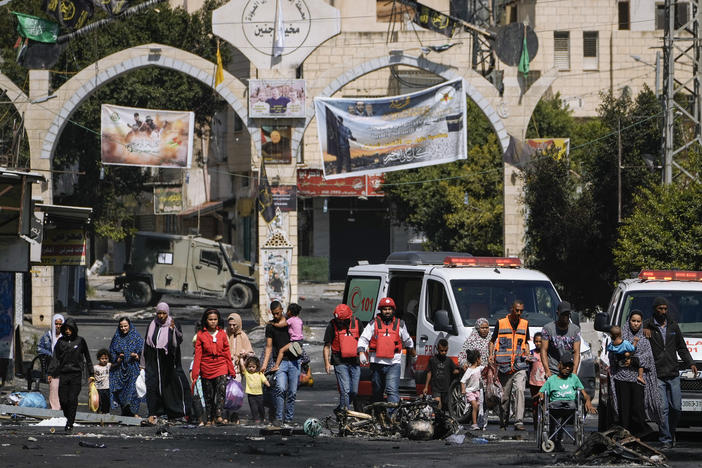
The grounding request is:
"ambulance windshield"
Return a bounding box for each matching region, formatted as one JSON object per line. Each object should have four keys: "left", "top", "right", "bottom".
{"left": 451, "top": 280, "right": 560, "bottom": 327}
{"left": 619, "top": 291, "right": 702, "bottom": 334}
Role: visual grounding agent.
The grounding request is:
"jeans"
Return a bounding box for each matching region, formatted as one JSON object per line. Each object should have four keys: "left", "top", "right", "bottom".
{"left": 370, "top": 363, "right": 401, "bottom": 405}
{"left": 334, "top": 363, "right": 360, "bottom": 409}
{"left": 658, "top": 376, "right": 682, "bottom": 443}
{"left": 275, "top": 359, "right": 300, "bottom": 422}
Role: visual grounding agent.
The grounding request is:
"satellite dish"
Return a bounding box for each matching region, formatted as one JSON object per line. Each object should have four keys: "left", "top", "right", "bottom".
{"left": 494, "top": 23, "right": 538, "bottom": 67}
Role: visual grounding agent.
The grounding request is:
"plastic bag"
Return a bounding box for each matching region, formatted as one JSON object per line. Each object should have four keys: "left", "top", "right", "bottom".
{"left": 481, "top": 363, "right": 503, "bottom": 409}
{"left": 224, "top": 378, "right": 244, "bottom": 410}
{"left": 89, "top": 382, "right": 99, "bottom": 412}
{"left": 136, "top": 369, "right": 146, "bottom": 398}
{"left": 8, "top": 392, "right": 47, "bottom": 408}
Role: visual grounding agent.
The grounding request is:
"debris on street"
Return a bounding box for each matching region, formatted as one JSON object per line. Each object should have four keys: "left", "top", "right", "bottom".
{"left": 0, "top": 404, "right": 142, "bottom": 426}
{"left": 324, "top": 397, "right": 459, "bottom": 441}
{"left": 573, "top": 426, "right": 667, "bottom": 466}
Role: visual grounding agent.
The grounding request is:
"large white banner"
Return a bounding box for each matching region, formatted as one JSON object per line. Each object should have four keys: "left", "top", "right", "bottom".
{"left": 101, "top": 104, "right": 194, "bottom": 168}
{"left": 314, "top": 78, "right": 467, "bottom": 179}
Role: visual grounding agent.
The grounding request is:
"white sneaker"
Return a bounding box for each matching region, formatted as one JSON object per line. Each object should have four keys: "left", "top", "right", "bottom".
{"left": 470, "top": 424, "right": 480, "bottom": 430}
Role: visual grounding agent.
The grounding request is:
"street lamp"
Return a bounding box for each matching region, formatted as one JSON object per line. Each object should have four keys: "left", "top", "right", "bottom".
{"left": 630, "top": 52, "right": 661, "bottom": 97}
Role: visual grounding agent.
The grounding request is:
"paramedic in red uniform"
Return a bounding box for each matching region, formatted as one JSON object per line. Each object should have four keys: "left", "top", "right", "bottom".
{"left": 357, "top": 298, "right": 415, "bottom": 406}
{"left": 323, "top": 304, "right": 361, "bottom": 411}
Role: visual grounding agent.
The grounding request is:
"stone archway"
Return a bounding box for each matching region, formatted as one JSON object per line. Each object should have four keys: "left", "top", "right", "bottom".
{"left": 35, "top": 43, "right": 250, "bottom": 163}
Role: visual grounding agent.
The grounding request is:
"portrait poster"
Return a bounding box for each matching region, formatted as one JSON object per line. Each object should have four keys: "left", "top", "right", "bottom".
{"left": 262, "top": 248, "right": 292, "bottom": 308}
{"left": 101, "top": 104, "right": 194, "bottom": 168}
{"left": 249, "top": 79, "right": 306, "bottom": 118}
{"left": 261, "top": 125, "right": 292, "bottom": 164}
{"left": 314, "top": 78, "right": 467, "bottom": 179}
{"left": 154, "top": 186, "right": 183, "bottom": 214}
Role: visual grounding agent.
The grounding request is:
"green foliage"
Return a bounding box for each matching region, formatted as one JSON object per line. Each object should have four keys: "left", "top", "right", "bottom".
{"left": 299, "top": 256, "right": 329, "bottom": 283}
{"left": 615, "top": 184, "right": 702, "bottom": 274}
{"left": 526, "top": 92, "right": 574, "bottom": 139}
{"left": 1, "top": 0, "right": 229, "bottom": 240}
{"left": 382, "top": 98, "right": 503, "bottom": 255}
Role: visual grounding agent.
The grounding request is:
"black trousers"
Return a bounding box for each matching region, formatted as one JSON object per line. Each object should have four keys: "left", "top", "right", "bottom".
{"left": 97, "top": 388, "right": 110, "bottom": 414}
{"left": 615, "top": 379, "right": 647, "bottom": 436}
{"left": 58, "top": 372, "right": 82, "bottom": 427}
{"left": 248, "top": 394, "right": 265, "bottom": 421}
{"left": 201, "top": 375, "right": 227, "bottom": 422}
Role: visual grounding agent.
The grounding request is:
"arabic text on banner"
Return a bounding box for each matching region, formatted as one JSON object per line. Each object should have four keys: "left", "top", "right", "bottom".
{"left": 41, "top": 229, "right": 86, "bottom": 266}
{"left": 101, "top": 104, "right": 194, "bottom": 168}
{"left": 314, "top": 78, "right": 467, "bottom": 179}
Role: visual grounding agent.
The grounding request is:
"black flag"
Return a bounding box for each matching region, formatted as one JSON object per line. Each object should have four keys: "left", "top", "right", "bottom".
{"left": 412, "top": 3, "right": 459, "bottom": 38}
{"left": 44, "top": 0, "right": 94, "bottom": 30}
{"left": 325, "top": 105, "right": 340, "bottom": 157}
{"left": 257, "top": 162, "right": 276, "bottom": 224}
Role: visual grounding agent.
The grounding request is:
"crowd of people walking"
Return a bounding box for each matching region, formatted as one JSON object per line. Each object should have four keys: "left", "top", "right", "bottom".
{"left": 42, "top": 294, "right": 697, "bottom": 452}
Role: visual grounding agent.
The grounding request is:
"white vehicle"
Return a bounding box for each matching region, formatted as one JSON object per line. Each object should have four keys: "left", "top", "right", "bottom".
{"left": 343, "top": 251, "right": 593, "bottom": 419}
{"left": 595, "top": 269, "right": 702, "bottom": 430}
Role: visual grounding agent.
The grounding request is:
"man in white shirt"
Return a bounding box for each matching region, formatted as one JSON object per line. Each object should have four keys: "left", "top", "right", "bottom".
{"left": 358, "top": 297, "right": 415, "bottom": 406}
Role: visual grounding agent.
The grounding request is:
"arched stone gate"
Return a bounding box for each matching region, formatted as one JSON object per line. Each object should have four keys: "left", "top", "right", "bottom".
{"left": 0, "top": 43, "right": 252, "bottom": 326}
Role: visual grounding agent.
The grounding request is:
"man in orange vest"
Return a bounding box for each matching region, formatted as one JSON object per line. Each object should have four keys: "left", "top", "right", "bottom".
{"left": 357, "top": 297, "right": 415, "bottom": 406}
{"left": 489, "top": 299, "right": 530, "bottom": 431}
{"left": 323, "top": 304, "right": 361, "bottom": 411}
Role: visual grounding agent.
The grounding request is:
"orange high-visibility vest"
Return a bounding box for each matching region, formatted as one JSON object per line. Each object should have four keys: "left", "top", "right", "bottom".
{"left": 494, "top": 316, "right": 529, "bottom": 374}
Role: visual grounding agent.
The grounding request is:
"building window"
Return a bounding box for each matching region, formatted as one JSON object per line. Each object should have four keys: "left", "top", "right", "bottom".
{"left": 656, "top": 3, "right": 665, "bottom": 29}
{"left": 618, "top": 1, "right": 630, "bottom": 30}
{"left": 583, "top": 31, "right": 599, "bottom": 70}
{"left": 675, "top": 2, "right": 689, "bottom": 29}
{"left": 554, "top": 31, "right": 570, "bottom": 70}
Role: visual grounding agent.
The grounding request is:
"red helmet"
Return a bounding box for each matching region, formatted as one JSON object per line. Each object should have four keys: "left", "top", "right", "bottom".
{"left": 333, "top": 304, "right": 353, "bottom": 320}
{"left": 377, "top": 297, "right": 396, "bottom": 310}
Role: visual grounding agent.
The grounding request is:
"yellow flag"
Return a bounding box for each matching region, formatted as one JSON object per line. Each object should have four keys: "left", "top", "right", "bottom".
{"left": 215, "top": 43, "right": 224, "bottom": 87}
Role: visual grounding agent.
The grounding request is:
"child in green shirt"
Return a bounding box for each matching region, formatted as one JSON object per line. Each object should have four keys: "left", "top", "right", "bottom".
{"left": 537, "top": 352, "right": 596, "bottom": 451}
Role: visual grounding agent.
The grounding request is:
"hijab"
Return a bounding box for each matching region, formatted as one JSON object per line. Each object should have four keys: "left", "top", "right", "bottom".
{"left": 459, "top": 317, "right": 491, "bottom": 367}
{"left": 226, "top": 312, "right": 253, "bottom": 359}
{"left": 146, "top": 302, "right": 172, "bottom": 353}
{"left": 51, "top": 313, "right": 65, "bottom": 349}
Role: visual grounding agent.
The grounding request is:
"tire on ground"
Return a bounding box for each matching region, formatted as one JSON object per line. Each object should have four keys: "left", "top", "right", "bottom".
{"left": 124, "top": 280, "right": 153, "bottom": 307}
{"left": 227, "top": 282, "right": 253, "bottom": 309}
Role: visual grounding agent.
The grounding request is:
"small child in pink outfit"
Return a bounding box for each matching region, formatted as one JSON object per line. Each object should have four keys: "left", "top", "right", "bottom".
{"left": 460, "top": 349, "right": 485, "bottom": 431}
{"left": 272, "top": 303, "right": 304, "bottom": 370}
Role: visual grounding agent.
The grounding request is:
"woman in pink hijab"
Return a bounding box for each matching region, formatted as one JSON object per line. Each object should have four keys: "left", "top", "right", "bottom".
{"left": 141, "top": 302, "right": 192, "bottom": 425}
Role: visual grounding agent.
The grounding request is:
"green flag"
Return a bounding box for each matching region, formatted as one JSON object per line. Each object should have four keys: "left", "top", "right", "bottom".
{"left": 13, "top": 12, "right": 58, "bottom": 43}
{"left": 518, "top": 28, "right": 530, "bottom": 78}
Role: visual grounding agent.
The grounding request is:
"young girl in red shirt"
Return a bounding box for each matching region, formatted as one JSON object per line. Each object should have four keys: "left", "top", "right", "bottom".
{"left": 192, "top": 308, "right": 236, "bottom": 425}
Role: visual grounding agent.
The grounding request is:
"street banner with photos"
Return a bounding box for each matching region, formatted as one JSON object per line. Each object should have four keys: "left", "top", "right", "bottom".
{"left": 526, "top": 138, "right": 570, "bottom": 159}
{"left": 101, "top": 104, "right": 194, "bottom": 168}
{"left": 314, "top": 78, "right": 467, "bottom": 179}
{"left": 249, "top": 79, "right": 305, "bottom": 118}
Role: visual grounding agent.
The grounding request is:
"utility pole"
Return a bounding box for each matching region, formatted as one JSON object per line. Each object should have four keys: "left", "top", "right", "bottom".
{"left": 661, "top": 0, "right": 702, "bottom": 185}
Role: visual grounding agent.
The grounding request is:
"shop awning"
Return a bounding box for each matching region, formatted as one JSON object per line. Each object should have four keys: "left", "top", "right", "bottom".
{"left": 179, "top": 200, "right": 224, "bottom": 218}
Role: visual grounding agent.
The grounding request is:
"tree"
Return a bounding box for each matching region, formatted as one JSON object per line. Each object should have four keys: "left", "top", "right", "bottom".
{"left": 614, "top": 183, "right": 702, "bottom": 274}
{"left": 382, "top": 99, "right": 504, "bottom": 255}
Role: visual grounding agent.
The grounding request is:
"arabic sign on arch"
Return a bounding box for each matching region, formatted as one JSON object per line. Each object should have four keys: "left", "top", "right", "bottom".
{"left": 313, "top": 78, "right": 468, "bottom": 180}
{"left": 212, "top": 0, "right": 340, "bottom": 70}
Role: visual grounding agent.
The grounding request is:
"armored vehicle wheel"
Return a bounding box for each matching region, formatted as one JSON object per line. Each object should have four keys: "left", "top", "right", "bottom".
{"left": 124, "top": 281, "right": 153, "bottom": 307}
{"left": 227, "top": 283, "right": 252, "bottom": 308}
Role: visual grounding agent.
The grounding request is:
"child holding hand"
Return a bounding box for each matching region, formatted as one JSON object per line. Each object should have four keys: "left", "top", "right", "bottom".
{"left": 239, "top": 356, "right": 270, "bottom": 424}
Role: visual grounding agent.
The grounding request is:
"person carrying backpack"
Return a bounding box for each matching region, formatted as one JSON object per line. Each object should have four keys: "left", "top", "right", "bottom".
{"left": 323, "top": 304, "right": 361, "bottom": 411}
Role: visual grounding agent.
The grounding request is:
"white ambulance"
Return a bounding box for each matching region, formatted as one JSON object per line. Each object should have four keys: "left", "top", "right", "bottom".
{"left": 595, "top": 269, "right": 702, "bottom": 430}
{"left": 343, "top": 251, "right": 593, "bottom": 419}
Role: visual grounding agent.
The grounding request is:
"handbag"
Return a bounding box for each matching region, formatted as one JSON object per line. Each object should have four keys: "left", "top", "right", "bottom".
{"left": 136, "top": 369, "right": 147, "bottom": 398}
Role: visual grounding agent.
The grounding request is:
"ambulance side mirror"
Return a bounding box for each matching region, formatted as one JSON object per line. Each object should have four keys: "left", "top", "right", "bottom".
{"left": 434, "top": 309, "right": 453, "bottom": 333}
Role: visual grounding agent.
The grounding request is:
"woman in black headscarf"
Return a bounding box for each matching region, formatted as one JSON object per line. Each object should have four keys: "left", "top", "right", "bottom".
{"left": 141, "top": 302, "right": 192, "bottom": 425}
{"left": 608, "top": 310, "right": 662, "bottom": 437}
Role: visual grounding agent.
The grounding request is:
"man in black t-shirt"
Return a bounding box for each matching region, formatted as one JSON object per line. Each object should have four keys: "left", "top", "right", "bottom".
{"left": 262, "top": 301, "right": 299, "bottom": 426}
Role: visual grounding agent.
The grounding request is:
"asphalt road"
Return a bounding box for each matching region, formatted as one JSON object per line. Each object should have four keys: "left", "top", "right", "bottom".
{"left": 3, "top": 294, "right": 702, "bottom": 467}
